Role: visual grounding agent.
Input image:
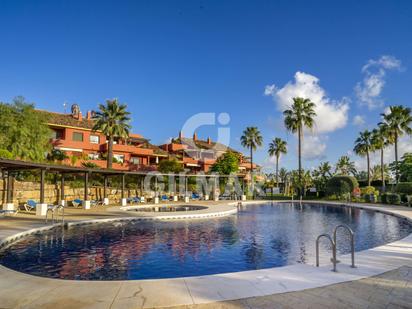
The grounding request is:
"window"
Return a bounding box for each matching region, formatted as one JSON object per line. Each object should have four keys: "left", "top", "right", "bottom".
{"left": 130, "top": 157, "right": 141, "bottom": 165}
{"left": 113, "top": 154, "right": 125, "bottom": 163}
{"left": 51, "top": 129, "right": 64, "bottom": 140}
{"left": 89, "top": 135, "right": 100, "bottom": 144}
{"left": 72, "top": 132, "right": 84, "bottom": 142}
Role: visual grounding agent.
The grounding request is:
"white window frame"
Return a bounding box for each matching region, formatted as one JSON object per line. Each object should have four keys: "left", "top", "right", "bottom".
{"left": 89, "top": 135, "right": 100, "bottom": 144}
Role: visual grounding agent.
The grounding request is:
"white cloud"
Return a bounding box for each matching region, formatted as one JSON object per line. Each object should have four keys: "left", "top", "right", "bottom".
{"left": 302, "top": 135, "right": 327, "bottom": 161}
{"left": 352, "top": 115, "right": 365, "bottom": 126}
{"left": 265, "top": 72, "right": 349, "bottom": 134}
{"left": 355, "top": 55, "right": 402, "bottom": 110}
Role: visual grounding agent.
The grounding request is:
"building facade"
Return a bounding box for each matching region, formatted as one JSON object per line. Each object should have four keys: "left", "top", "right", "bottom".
{"left": 38, "top": 104, "right": 259, "bottom": 174}
{"left": 38, "top": 105, "right": 168, "bottom": 171}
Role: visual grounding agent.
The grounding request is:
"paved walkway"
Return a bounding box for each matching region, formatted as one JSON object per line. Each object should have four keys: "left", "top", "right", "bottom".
{"left": 168, "top": 266, "right": 412, "bottom": 309}
{"left": 0, "top": 201, "right": 411, "bottom": 308}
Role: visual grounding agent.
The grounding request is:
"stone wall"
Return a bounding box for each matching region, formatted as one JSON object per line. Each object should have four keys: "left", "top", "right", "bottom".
{"left": 0, "top": 179, "right": 143, "bottom": 206}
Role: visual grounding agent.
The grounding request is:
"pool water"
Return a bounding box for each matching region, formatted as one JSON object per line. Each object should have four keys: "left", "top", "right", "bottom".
{"left": 0, "top": 203, "right": 411, "bottom": 280}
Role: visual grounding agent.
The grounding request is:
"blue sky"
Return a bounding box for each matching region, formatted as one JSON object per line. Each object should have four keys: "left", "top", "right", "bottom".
{"left": 0, "top": 0, "right": 411, "bottom": 172}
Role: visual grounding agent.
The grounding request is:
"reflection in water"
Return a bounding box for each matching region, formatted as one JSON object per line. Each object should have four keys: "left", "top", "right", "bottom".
{"left": 0, "top": 203, "right": 411, "bottom": 280}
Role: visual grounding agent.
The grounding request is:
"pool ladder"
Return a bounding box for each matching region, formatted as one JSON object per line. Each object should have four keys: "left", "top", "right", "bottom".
{"left": 45, "top": 205, "right": 65, "bottom": 225}
{"left": 316, "top": 224, "right": 355, "bottom": 272}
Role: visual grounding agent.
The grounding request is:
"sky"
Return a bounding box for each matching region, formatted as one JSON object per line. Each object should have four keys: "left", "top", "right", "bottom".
{"left": 0, "top": 0, "right": 411, "bottom": 172}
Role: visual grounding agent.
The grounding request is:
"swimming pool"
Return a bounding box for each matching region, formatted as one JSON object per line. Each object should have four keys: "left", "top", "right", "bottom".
{"left": 0, "top": 202, "right": 411, "bottom": 280}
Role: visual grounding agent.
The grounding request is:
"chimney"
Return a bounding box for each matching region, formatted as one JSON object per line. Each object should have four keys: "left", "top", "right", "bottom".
{"left": 178, "top": 131, "right": 183, "bottom": 140}
{"left": 207, "top": 137, "right": 211, "bottom": 144}
{"left": 78, "top": 111, "right": 83, "bottom": 121}
{"left": 86, "top": 111, "right": 92, "bottom": 120}
{"left": 193, "top": 132, "right": 197, "bottom": 141}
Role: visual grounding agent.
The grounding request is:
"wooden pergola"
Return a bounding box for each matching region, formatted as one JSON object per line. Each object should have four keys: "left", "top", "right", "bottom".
{"left": 0, "top": 158, "right": 245, "bottom": 210}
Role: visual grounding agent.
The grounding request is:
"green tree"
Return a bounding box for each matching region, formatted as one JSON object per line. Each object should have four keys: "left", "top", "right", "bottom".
{"left": 335, "top": 155, "right": 357, "bottom": 176}
{"left": 240, "top": 127, "right": 263, "bottom": 196}
{"left": 391, "top": 153, "right": 412, "bottom": 182}
{"left": 379, "top": 105, "right": 412, "bottom": 183}
{"left": 268, "top": 138, "right": 287, "bottom": 187}
{"left": 93, "top": 98, "right": 131, "bottom": 169}
{"left": 210, "top": 151, "right": 240, "bottom": 175}
{"left": 371, "top": 125, "right": 390, "bottom": 189}
{"left": 240, "top": 127, "right": 263, "bottom": 174}
{"left": 354, "top": 130, "right": 374, "bottom": 186}
{"left": 283, "top": 97, "right": 316, "bottom": 194}
{"left": 158, "top": 158, "right": 184, "bottom": 173}
{"left": 370, "top": 164, "right": 390, "bottom": 182}
{"left": 0, "top": 97, "right": 51, "bottom": 161}
{"left": 312, "top": 161, "right": 332, "bottom": 193}
{"left": 279, "top": 167, "right": 289, "bottom": 194}
{"left": 290, "top": 169, "right": 313, "bottom": 196}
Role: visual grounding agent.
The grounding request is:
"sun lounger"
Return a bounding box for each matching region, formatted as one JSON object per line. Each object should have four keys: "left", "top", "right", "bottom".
{"left": 72, "top": 199, "right": 83, "bottom": 208}
{"left": 23, "top": 199, "right": 37, "bottom": 211}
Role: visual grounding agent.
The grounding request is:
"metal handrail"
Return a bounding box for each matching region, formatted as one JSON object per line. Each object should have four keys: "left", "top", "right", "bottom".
{"left": 45, "top": 205, "right": 65, "bottom": 225}
{"left": 316, "top": 234, "right": 337, "bottom": 272}
{"left": 333, "top": 224, "right": 356, "bottom": 268}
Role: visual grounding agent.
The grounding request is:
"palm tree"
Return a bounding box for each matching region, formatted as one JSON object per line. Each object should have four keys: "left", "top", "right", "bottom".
{"left": 312, "top": 162, "right": 332, "bottom": 194}
{"left": 370, "top": 164, "right": 390, "bottom": 182}
{"left": 354, "top": 130, "right": 374, "bottom": 186}
{"left": 240, "top": 127, "right": 263, "bottom": 173}
{"left": 283, "top": 97, "right": 316, "bottom": 195}
{"left": 240, "top": 127, "right": 263, "bottom": 196}
{"left": 93, "top": 98, "right": 131, "bottom": 169}
{"left": 335, "top": 155, "right": 357, "bottom": 176}
{"left": 268, "top": 138, "right": 287, "bottom": 187}
{"left": 279, "top": 167, "right": 289, "bottom": 194}
{"left": 371, "top": 125, "right": 389, "bottom": 190}
{"left": 379, "top": 105, "right": 412, "bottom": 183}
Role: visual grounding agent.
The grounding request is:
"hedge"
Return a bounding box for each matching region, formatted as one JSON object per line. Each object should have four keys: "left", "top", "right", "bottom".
{"left": 326, "top": 176, "right": 359, "bottom": 196}
{"left": 395, "top": 182, "right": 412, "bottom": 195}
{"left": 381, "top": 193, "right": 401, "bottom": 205}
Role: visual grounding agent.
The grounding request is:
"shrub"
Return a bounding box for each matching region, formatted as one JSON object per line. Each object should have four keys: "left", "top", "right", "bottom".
{"left": 81, "top": 161, "right": 99, "bottom": 169}
{"left": 360, "top": 186, "right": 376, "bottom": 195}
{"left": 395, "top": 182, "right": 412, "bottom": 195}
{"left": 326, "top": 176, "right": 359, "bottom": 197}
{"left": 0, "top": 149, "right": 14, "bottom": 159}
{"left": 381, "top": 193, "right": 401, "bottom": 205}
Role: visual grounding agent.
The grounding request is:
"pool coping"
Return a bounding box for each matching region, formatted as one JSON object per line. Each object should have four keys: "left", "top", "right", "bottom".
{"left": 0, "top": 201, "right": 412, "bottom": 308}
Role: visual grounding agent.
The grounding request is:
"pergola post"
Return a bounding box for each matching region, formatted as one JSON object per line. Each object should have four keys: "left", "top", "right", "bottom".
{"left": 184, "top": 176, "right": 189, "bottom": 203}
{"left": 3, "top": 171, "right": 14, "bottom": 210}
{"left": 214, "top": 176, "right": 219, "bottom": 201}
{"left": 241, "top": 177, "right": 247, "bottom": 201}
{"left": 83, "top": 172, "right": 91, "bottom": 209}
{"left": 154, "top": 176, "right": 159, "bottom": 204}
{"left": 173, "top": 177, "right": 178, "bottom": 201}
{"left": 103, "top": 175, "right": 109, "bottom": 205}
{"left": 60, "top": 173, "right": 65, "bottom": 206}
{"left": 121, "top": 173, "right": 127, "bottom": 206}
{"left": 36, "top": 169, "right": 48, "bottom": 216}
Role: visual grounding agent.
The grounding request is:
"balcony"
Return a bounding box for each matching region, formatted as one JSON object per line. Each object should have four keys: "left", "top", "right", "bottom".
{"left": 101, "top": 143, "right": 154, "bottom": 156}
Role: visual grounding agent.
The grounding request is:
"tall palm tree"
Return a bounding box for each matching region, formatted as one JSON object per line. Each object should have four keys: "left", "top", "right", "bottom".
{"left": 93, "top": 98, "right": 131, "bottom": 169}
{"left": 283, "top": 97, "right": 316, "bottom": 195}
{"left": 241, "top": 127, "right": 263, "bottom": 196}
{"left": 240, "top": 127, "right": 263, "bottom": 173}
{"left": 379, "top": 105, "right": 412, "bottom": 183}
{"left": 371, "top": 125, "right": 389, "bottom": 190}
{"left": 268, "top": 138, "right": 287, "bottom": 187}
{"left": 354, "top": 130, "right": 374, "bottom": 186}
{"left": 335, "top": 155, "right": 357, "bottom": 176}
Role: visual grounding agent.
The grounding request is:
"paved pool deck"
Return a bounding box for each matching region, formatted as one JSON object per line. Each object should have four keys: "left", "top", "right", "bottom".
{"left": 0, "top": 200, "right": 412, "bottom": 308}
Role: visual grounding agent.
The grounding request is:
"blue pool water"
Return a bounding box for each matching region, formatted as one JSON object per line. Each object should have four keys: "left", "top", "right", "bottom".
{"left": 0, "top": 203, "right": 411, "bottom": 280}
